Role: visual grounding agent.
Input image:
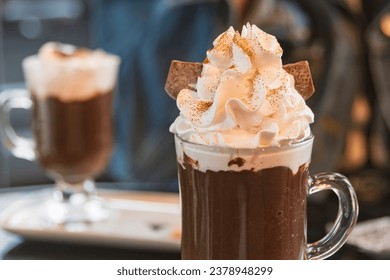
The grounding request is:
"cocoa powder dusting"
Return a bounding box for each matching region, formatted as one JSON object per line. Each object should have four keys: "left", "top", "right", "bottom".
{"left": 213, "top": 32, "right": 232, "bottom": 55}
{"left": 197, "top": 101, "right": 212, "bottom": 112}
{"left": 232, "top": 32, "right": 255, "bottom": 60}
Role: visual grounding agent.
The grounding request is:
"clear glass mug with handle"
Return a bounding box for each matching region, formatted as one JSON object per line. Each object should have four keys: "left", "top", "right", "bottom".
{"left": 0, "top": 44, "right": 120, "bottom": 224}
{"left": 175, "top": 134, "right": 359, "bottom": 259}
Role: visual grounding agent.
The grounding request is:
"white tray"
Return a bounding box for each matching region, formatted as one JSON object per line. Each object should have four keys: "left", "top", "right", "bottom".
{"left": 0, "top": 188, "right": 181, "bottom": 251}
{"left": 346, "top": 216, "right": 390, "bottom": 258}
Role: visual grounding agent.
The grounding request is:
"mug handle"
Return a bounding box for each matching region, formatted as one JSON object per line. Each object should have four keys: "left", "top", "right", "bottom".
{"left": 306, "top": 172, "right": 359, "bottom": 260}
{"left": 0, "top": 89, "right": 36, "bottom": 161}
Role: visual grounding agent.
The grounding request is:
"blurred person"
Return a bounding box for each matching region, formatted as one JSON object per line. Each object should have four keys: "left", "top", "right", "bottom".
{"left": 90, "top": 0, "right": 231, "bottom": 187}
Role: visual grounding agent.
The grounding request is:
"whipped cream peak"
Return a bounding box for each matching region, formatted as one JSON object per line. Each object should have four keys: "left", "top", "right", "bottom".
{"left": 170, "top": 24, "right": 314, "bottom": 149}
{"left": 23, "top": 42, "right": 120, "bottom": 102}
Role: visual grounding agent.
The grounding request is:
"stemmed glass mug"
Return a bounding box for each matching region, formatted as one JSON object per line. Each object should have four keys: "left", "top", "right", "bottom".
{"left": 0, "top": 43, "right": 120, "bottom": 224}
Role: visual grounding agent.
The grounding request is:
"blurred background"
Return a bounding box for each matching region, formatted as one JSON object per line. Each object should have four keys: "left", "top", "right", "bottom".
{"left": 0, "top": 0, "right": 390, "bottom": 258}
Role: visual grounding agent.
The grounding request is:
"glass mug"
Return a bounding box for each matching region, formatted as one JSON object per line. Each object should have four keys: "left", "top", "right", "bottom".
{"left": 0, "top": 50, "right": 120, "bottom": 224}
{"left": 175, "top": 134, "right": 358, "bottom": 260}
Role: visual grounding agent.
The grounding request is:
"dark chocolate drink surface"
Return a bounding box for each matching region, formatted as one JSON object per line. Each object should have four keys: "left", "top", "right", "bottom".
{"left": 32, "top": 92, "right": 113, "bottom": 183}
{"left": 178, "top": 162, "right": 309, "bottom": 260}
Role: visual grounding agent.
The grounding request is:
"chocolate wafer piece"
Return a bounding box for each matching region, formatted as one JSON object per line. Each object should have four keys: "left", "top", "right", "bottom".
{"left": 283, "top": 60, "right": 315, "bottom": 100}
{"left": 165, "top": 60, "right": 314, "bottom": 100}
{"left": 165, "top": 60, "right": 202, "bottom": 100}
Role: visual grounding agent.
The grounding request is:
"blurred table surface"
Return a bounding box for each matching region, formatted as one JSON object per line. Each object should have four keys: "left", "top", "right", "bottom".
{"left": 0, "top": 183, "right": 382, "bottom": 260}
{"left": 0, "top": 183, "right": 181, "bottom": 260}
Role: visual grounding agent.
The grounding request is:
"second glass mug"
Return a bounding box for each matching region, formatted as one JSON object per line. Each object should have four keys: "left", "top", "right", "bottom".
{"left": 0, "top": 51, "right": 120, "bottom": 224}
{"left": 175, "top": 134, "right": 359, "bottom": 260}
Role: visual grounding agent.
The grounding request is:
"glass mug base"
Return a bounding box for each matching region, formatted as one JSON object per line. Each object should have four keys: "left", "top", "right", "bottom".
{"left": 43, "top": 195, "right": 109, "bottom": 225}
{"left": 43, "top": 180, "right": 109, "bottom": 224}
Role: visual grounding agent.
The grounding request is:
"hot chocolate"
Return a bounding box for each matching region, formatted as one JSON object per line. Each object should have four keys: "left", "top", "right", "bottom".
{"left": 168, "top": 24, "right": 358, "bottom": 260}
{"left": 0, "top": 41, "right": 120, "bottom": 224}
{"left": 23, "top": 42, "right": 120, "bottom": 184}
{"left": 175, "top": 133, "right": 313, "bottom": 260}
{"left": 169, "top": 24, "right": 315, "bottom": 260}
{"left": 179, "top": 162, "right": 308, "bottom": 260}
{"left": 32, "top": 92, "right": 113, "bottom": 183}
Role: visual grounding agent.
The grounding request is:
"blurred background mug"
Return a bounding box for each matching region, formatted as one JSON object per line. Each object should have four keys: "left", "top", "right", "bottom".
{"left": 0, "top": 44, "right": 120, "bottom": 224}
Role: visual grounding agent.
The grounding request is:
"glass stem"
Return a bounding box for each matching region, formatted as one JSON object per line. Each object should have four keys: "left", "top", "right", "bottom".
{"left": 47, "top": 179, "right": 108, "bottom": 224}
{"left": 54, "top": 179, "right": 96, "bottom": 204}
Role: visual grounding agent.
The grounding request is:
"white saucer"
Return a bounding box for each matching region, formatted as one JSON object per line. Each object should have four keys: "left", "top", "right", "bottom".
{"left": 0, "top": 188, "right": 181, "bottom": 251}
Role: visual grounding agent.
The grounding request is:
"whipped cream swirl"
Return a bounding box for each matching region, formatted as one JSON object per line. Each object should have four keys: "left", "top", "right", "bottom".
{"left": 170, "top": 24, "right": 314, "bottom": 148}
{"left": 23, "top": 42, "right": 120, "bottom": 102}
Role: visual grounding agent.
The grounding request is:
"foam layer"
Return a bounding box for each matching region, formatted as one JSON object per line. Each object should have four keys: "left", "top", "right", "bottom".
{"left": 170, "top": 24, "right": 314, "bottom": 148}
{"left": 22, "top": 42, "right": 120, "bottom": 102}
{"left": 175, "top": 135, "right": 313, "bottom": 174}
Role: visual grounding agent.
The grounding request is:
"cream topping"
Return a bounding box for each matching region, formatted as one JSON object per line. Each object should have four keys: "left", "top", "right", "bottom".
{"left": 175, "top": 135, "right": 313, "bottom": 173}
{"left": 170, "top": 24, "right": 314, "bottom": 149}
{"left": 22, "top": 42, "right": 120, "bottom": 102}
